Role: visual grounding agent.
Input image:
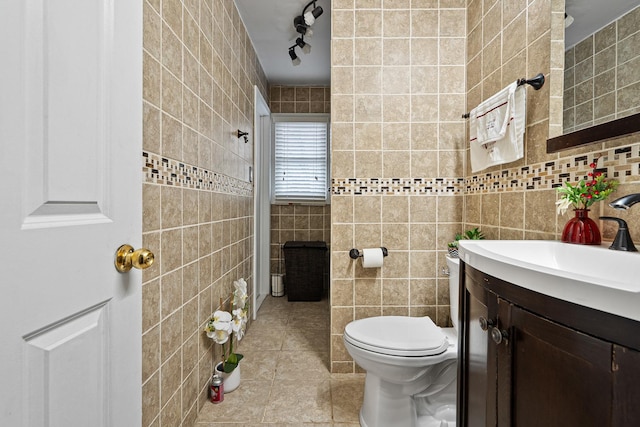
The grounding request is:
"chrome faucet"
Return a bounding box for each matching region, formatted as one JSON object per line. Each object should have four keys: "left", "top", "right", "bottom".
{"left": 599, "top": 194, "right": 640, "bottom": 252}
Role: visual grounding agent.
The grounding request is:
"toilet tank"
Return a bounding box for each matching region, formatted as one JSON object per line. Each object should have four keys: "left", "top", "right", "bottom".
{"left": 446, "top": 256, "right": 460, "bottom": 331}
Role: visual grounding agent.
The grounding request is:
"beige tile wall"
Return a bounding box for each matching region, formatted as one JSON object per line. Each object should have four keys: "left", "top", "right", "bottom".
{"left": 270, "top": 204, "right": 332, "bottom": 275}
{"left": 563, "top": 6, "right": 640, "bottom": 133}
{"left": 329, "top": 0, "right": 467, "bottom": 373}
{"left": 464, "top": 0, "right": 640, "bottom": 245}
{"left": 141, "top": 0, "right": 267, "bottom": 426}
{"left": 267, "top": 85, "right": 332, "bottom": 276}
{"left": 269, "top": 85, "right": 331, "bottom": 114}
{"left": 466, "top": 0, "right": 565, "bottom": 169}
{"left": 330, "top": 0, "right": 640, "bottom": 375}
{"left": 464, "top": 0, "right": 565, "bottom": 239}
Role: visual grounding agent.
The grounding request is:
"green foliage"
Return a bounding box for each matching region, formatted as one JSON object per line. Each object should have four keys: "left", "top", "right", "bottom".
{"left": 461, "top": 227, "right": 485, "bottom": 240}
{"left": 448, "top": 227, "right": 485, "bottom": 248}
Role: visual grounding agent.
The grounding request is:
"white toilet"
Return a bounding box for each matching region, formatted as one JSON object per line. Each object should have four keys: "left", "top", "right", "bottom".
{"left": 343, "top": 255, "right": 460, "bottom": 427}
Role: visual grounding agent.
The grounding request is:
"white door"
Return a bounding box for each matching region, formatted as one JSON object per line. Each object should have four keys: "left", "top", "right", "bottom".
{"left": 0, "top": 0, "right": 143, "bottom": 426}
{"left": 253, "top": 86, "right": 271, "bottom": 317}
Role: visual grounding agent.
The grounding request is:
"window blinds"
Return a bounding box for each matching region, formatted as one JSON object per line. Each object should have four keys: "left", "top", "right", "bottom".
{"left": 273, "top": 121, "right": 328, "bottom": 202}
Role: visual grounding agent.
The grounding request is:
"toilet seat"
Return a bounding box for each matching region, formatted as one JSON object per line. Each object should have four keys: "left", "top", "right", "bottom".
{"left": 344, "top": 316, "right": 448, "bottom": 357}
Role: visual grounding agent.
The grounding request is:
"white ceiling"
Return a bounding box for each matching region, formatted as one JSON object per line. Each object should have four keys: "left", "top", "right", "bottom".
{"left": 234, "top": 0, "right": 638, "bottom": 86}
{"left": 235, "top": 0, "right": 331, "bottom": 86}
{"left": 565, "top": 0, "right": 639, "bottom": 49}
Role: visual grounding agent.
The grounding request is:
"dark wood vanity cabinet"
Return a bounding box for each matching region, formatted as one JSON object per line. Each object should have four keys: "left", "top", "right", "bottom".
{"left": 457, "top": 262, "right": 640, "bottom": 427}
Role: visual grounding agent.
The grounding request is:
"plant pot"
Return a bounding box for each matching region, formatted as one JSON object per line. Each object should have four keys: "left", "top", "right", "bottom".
{"left": 215, "top": 362, "right": 241, "bottom": 393}
{"left": 561, "top": 209, "right": 601, "bottom": 245}
{"left": 447, "top": 247, "right": 459, "bottom": 258}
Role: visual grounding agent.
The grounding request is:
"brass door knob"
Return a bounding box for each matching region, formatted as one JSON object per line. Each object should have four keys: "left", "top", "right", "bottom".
{"left": 114, "top": 244, "right": 155, "bottom": 273}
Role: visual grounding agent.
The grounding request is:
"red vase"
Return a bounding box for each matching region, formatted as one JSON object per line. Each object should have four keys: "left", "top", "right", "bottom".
{"left": 561, "top": 209, "right": 601, "bottom": 245}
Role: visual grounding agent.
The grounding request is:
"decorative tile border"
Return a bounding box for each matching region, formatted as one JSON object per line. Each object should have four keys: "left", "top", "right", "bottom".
{"left": 331, "top": 178, "right": 465, "bottom": 195}
{"left": 143, "top": 142, "right": 640, "bottom": 197}
{"left": 466, "top": 143, "right": 640, "bottom": 193}
{"left": 142, "top": 152, "right": 253, "bottom": 197}
{"left": 332, "top": 142, "right": 640, "bottom": 195}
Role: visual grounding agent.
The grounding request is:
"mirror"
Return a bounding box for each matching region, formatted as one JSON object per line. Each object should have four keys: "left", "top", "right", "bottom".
{"left": 547, "top": 1, "right": 640, "bottom": 152}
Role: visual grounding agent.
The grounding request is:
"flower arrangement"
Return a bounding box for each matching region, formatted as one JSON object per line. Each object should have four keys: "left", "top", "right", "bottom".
{"left": 555, "top": 160, "right": 619, "bottom": 215}
{"left": 204, "top": 278, "right": 249, "bottom": 373}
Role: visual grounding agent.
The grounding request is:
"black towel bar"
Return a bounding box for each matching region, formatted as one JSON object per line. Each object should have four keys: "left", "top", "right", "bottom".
{"left": 462, "top": 73, "right": 545, "bottom": 119}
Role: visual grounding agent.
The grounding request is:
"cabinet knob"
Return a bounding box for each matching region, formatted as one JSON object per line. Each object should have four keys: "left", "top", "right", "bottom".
{"left": 479, "top": 316, "right": 495, "bottom": 331}
{"left": 491, "top": 327, "right": 509, "bottom": 345}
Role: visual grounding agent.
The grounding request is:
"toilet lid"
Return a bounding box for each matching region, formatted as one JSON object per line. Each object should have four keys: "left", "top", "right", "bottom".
{"left": 344, "top": 316, "right": 448, "bottom": 357}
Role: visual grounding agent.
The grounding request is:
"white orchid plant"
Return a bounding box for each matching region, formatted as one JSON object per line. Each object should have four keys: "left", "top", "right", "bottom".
{"left": 204, "top": 278, "right": 249, "bottom": 373}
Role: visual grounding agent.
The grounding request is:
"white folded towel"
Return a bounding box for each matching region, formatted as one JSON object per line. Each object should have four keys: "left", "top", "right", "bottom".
{"left": 473, "top": 81, "right": 518, "bottom": 145}
{"left": 469, "top": 83, "right": 526, "bottom": 173}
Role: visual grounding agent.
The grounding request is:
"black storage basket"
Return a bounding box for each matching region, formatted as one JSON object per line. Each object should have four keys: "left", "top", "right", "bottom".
{"left": 282, "top": 241, "right": 328, "bottom": 301}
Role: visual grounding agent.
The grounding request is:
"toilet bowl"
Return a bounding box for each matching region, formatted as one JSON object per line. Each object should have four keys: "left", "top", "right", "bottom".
{"left": 343, "top": 255, "right": 461, "bottom": 427}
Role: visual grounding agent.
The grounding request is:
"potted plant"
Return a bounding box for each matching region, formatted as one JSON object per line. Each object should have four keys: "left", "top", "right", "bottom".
{"left": 448, "top": 228, "right": 485, "bottom": 257}
{"left": 555, "top": 159, "right": 618, "bottom": 244}
{"left": 204, "top": 278, "right": 249, "bottom": 392}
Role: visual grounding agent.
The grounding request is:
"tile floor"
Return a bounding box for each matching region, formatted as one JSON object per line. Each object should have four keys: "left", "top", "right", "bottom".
{"left": 195, "top": 295, "right": 365, "bottom": 426}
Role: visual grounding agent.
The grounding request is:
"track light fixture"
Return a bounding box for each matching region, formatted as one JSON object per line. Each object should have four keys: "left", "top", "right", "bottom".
{"left": 304, "top": 4, "right": 323, "bottom": 26}
{"left": 296, "top": 37, "right": 311, "bottom": 54}
{"left": 288, "top": 0, "right": 323, "bottom": 66}
{"left": 293, "top": 15, "right": 309, "bottom": 36}
{"left": 289, "top": 47, "right": 301, "bottom": 66}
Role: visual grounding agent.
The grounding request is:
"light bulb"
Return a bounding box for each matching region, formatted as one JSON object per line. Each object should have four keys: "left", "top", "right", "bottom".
{"left": 304, "top": 11, "right": 315, "bottom": 26}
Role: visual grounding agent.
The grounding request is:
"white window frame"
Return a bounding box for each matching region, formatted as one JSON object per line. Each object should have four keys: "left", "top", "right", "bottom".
{"left": 271, "top": 113, "right": 331, "bottom": 205}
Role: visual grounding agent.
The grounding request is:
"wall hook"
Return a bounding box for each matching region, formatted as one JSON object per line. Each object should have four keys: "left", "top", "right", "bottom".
{"left": 236, "top": 129, "right": 249, "bottom": 143}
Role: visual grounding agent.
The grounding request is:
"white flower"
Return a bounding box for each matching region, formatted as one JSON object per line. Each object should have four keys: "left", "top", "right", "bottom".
{"left": 204, "top": 281, "right": 250, "bottom": 370}
{"left": 555, "top": 197, "right": 572, "bottom": 216}
{"left": 207, "top": 310, "right": 232, "bottom": 344}
{"left": 213, "top": 310, "right": 232, "bottom": 326}
{"left": 233, "top": 278, "right": 249, "bottom": 309}
{"left": 207, "top": 328, "right": 230, "bottom": 344}
{"left": 231, "top": 307, "right": 248, "bottom": 340}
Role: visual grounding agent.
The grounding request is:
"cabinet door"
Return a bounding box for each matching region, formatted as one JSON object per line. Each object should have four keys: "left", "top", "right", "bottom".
{"left": 613, "top": 345, "right": 640, "bottom": 425}
{"left": 459, "top": 273, "right": 499, "bottom": 427}
{"left": 506, "top": 304, "right": 613, "bottom": 427}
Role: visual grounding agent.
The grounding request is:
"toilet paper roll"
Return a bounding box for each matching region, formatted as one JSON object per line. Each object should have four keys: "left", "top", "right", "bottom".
{"left": 362, "top": 248, "right": 385, "bottom": 268}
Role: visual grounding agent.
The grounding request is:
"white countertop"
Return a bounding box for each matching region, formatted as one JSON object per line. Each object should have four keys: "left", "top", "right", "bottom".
{"left": 458, "top": 240, "right": 640, "bottom": 322}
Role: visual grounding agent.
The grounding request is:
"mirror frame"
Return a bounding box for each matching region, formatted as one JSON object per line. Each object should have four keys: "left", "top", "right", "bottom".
{"left": 546, "top": 112, "right": 640, "bottom": 153}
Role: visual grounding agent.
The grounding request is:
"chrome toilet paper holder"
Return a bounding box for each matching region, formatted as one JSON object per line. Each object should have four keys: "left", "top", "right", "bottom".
{"left": 349, "top": 247, "right": 388, "bottom": 259}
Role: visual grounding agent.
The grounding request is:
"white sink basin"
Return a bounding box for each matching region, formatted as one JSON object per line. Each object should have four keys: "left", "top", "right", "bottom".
{"left": 458, "top": 240, "right": 640, "bottom": 322}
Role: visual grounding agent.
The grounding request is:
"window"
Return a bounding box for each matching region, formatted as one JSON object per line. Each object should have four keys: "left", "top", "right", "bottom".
{"left": 272, "top": 114, "right": 330, "bottom": 204}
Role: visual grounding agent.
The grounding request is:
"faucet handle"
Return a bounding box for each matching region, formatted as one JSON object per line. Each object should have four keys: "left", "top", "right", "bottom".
{"left": 599, "top": 216, "right": 638, "bottom": 252}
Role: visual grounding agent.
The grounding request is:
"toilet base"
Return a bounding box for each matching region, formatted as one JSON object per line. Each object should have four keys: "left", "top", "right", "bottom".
{"left": 360, "top": 408, "right": 456, "bottom": 427}
{"left": 359, "top": 360, "right": 457, "bottom": 427}
{"left": 360, "top": 373, "right": 418, "bottom": 427}
{"left": 417, "top": 404, "right": 456, "bottom": 427}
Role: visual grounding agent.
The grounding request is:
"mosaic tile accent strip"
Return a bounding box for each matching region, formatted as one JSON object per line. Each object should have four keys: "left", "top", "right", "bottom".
{"left": 465, "top": 143, "right": 640, "bottom": 194}
{"left": 332, "top": 143, "right": 640, "bottom": 195}
{"left": 331, "top": 178, "right": 465, "bottom": 195}
{"left": 142, "top": 152, "right": 253, "bottom": 197}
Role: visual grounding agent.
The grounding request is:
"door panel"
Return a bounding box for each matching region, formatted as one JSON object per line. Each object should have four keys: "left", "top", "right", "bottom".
{"left": 461, "top": 272, "right": 494, "bottom": 427}
{"left": 24, "top": 303, "right": 108, "bottom": 427}
{"left": 25, "top": 0, "right": 109, "bottom": 214}
{"left": 613, "top": 345, "right": 640, "bottom": 425}
{"left": 0, "top": 0, "right": 142, "bottom": 425}
{"left": 509, "top": 305, "right": 613, "bottom": 427}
